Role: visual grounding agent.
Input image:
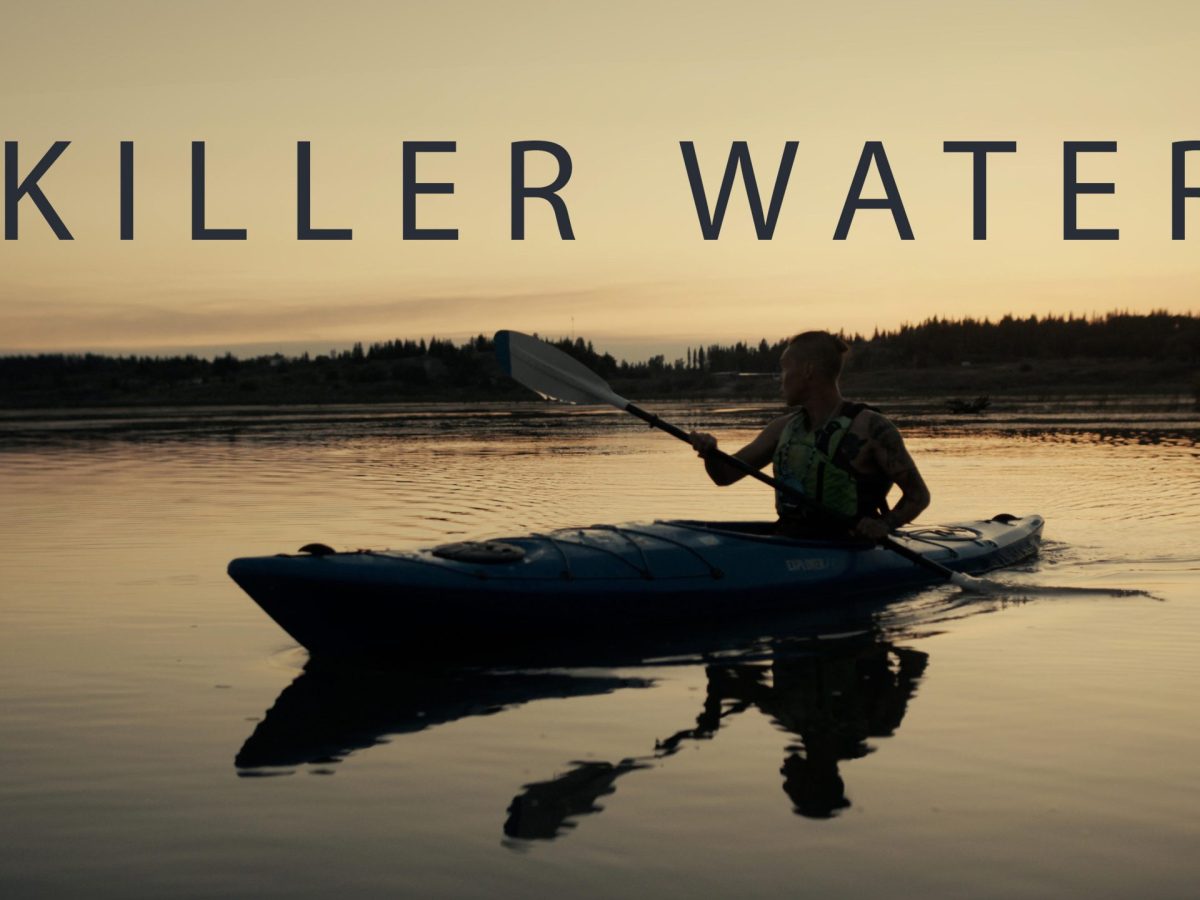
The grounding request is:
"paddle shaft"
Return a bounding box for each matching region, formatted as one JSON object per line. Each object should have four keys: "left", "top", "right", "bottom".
{"left": 626, "top": 402, "right": 783, "bottom": 494}
{"left": 626, "top": 402, "right": 964, "bottom": 583}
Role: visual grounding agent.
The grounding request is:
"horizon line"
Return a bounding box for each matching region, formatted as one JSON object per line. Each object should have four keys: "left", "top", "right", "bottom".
{"left": 1, "top": 309, "right": 1192, "bottom": 366}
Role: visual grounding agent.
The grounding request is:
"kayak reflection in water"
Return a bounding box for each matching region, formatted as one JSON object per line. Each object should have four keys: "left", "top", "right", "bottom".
{"left": 503, "top": 635, "right": 929, "bottom": 841}
{"left": 688, "top": 330, "right": 931, "bottom": 541}
{"left": 234, "top": 665, "right": 654, "bottom": 772}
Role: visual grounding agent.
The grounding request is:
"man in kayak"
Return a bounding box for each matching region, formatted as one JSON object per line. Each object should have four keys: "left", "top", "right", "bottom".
{"left": 689, "top": 331, "right": 930, "bottom": 541}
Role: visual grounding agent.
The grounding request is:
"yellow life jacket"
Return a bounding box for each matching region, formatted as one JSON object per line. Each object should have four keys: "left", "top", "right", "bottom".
{"left": 772, "top": 402, "right": 891, "bottom": 528}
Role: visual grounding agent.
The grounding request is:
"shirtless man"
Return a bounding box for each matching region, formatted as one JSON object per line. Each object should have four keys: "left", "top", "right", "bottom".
{"left": 688, "top": 331, "right": 930, "bottom": 541}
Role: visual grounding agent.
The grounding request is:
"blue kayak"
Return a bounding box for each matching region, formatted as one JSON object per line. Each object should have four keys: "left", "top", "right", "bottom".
{"left": 228, "top": 514, "right": 1043, "bottom": 658}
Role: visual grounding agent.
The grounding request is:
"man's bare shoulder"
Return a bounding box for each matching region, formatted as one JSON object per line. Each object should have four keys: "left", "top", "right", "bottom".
{"left": 859, "top": 408, "right": 902, "bottom": 440}
{"left": 845, "top": 407, "right": 894, "bottom": 439}
{"left": 749, "top": 410, "right": 798, "bottom": 447}
{"left": 769, "top": 409, "right": 802, "bottom": 429}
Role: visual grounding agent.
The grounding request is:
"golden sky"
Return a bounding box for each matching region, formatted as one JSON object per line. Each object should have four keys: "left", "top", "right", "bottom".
{"left": 1, "top": 0, "right": 1198, "bottom": 358}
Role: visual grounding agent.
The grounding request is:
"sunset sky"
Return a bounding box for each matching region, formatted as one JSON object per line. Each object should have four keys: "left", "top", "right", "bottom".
{"left": 2, "top": 0, "right": 1198, "bottom": 360}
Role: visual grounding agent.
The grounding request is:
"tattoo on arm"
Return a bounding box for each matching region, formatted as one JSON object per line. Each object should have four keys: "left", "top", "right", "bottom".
{"left": 868, "top": 415, "right": 931, "bottom": 525}
{"left": 868, "top": 416, "right": 910, "bottom": 474}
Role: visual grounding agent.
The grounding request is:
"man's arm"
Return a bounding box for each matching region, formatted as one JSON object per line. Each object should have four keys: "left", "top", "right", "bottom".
{"left": 855, "top": 413, "right": 931, "bottom": 540}
{"left": 689, "top": 414, "right": 793, "bottom": 486}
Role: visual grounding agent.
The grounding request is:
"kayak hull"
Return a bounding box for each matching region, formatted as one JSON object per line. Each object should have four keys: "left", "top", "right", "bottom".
{"left": 228, "top": 515, "right": 1043, "bottom": 658}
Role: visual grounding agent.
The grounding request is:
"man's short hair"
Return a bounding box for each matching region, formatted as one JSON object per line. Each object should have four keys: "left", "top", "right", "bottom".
{"left": 787, "top": 331, "right": 849, "bottom": 379}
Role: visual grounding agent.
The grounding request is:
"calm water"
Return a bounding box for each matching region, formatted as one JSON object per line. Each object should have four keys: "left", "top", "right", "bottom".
{"left": 2, "top": 398, "right": 1198, "bottom": 899}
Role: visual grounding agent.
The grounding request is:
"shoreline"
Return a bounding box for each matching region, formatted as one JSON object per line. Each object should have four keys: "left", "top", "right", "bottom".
{"left": 1, "top": 391, "right": 1196, "bottom": 427}
{"left": 1, "top": 358, "right": 1195, "bottom": 410}
{"left": 2, "top": 362, "right": 1190, "bottom": 412}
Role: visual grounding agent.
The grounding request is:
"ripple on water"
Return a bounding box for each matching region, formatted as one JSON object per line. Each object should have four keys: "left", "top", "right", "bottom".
{"left": 1, "top": 400, "right": 1198, "bottom": 899}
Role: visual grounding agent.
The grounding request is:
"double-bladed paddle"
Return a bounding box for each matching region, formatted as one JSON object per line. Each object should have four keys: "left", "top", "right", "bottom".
{"left": 494, "top": 329, "right": 992, "bottom": 592}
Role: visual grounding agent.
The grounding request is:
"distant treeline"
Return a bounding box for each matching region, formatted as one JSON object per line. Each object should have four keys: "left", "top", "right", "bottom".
{"left": 683, "top": 311, "right": 1199, "bottom": 373}
{"left": 1, "top": 312, "right": 1196, "bottom": 408}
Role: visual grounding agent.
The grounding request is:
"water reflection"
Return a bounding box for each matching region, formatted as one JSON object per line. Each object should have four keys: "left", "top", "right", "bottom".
{"left": 5, "top": 397, "right": 1199, "bottom": 896}
{"left": 720, "top": 640, "right": 927, "bottom": 819}
{"left": 503, "top": 759, "right": 653, "bottom": 840}
{"left": 2, "top": 399, "right": 1196, "bottom": 449}
{"left": 235, "top": 664, "right": 655, "bottom": 772}
{"left": 237, "top": 630, "right": 930, "bottom": 839}
{"left": 503, "top": 633, "right": 928, "bottom": 840}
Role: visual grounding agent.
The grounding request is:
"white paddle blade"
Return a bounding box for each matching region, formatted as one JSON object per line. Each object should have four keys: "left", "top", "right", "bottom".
{"left": 949, "top": 571, "right": 1002, "bottom": 593}
{"left": 495, "top": 330, "right": 629, "bottom": 408}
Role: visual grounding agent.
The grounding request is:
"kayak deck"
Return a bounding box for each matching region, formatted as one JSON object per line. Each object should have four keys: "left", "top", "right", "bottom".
{"left": 229, "top": 514, "right": 1043, "bottom": 658}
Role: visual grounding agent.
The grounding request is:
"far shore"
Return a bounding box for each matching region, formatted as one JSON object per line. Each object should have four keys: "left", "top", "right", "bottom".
{"left": 0, "top": 357, "right": 1195, "bottom": 411}
{"left": 5, "top": 313, "right": 1195, "bottom": 409}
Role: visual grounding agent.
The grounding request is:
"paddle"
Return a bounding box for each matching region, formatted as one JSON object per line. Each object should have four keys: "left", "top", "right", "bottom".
{"left": 494, "top": 330, "right": 992, "bottom": 592}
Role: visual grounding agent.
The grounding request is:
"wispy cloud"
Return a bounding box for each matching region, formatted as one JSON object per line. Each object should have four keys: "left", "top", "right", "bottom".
{"left": 0, "top": 282, "right": 701, "bottom": 352}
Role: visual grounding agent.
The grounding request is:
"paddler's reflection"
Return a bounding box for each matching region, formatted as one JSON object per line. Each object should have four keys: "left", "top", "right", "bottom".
{"left": 657, "top": 644, "right": 928, "bottom": 818}
{"left": 768, "top": 644, "right": 928, "bottom": 817}
{"left": 505, "top": 637, "right": 929, "bottom": 840}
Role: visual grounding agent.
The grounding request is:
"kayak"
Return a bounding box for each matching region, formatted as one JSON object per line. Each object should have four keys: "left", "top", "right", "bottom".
{"left": 228, "top": 513, "right": 1043, "bottom": 658}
